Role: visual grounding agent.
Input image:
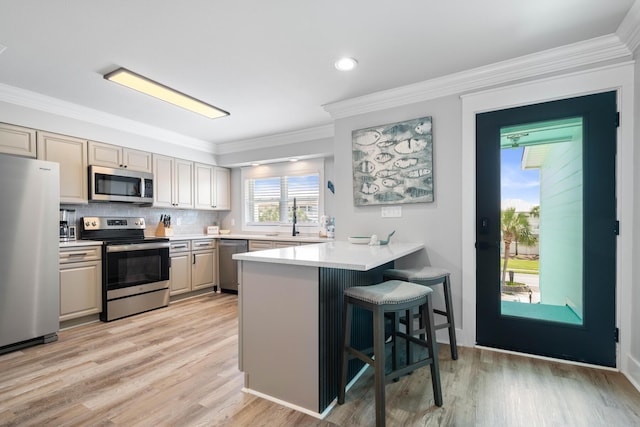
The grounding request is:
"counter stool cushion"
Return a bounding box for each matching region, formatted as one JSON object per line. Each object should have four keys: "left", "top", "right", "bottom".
{"left": 344, "top": 280, "right": 433, "bottom": 305}
{"left": 383, "top": 266, "right": 449, "bottom": 282}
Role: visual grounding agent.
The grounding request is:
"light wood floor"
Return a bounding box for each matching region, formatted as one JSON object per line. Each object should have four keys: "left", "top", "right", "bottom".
{"left": 1, "top": 293, "right": 639, "bottom": 426}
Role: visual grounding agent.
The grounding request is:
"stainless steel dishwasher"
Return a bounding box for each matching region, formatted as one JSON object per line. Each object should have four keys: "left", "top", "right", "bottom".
{"left": 219, "top": 239, "right": 248, "bottom": 293}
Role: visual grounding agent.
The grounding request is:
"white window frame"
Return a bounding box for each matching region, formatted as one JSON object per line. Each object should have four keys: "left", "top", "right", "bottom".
{"left": 241, "top": 158, "right": 325, "bottom": 234}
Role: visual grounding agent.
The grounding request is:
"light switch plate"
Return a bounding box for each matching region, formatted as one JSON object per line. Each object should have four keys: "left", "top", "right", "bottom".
{"left": 381, "top": 206, "right": 402, "bottom": 218}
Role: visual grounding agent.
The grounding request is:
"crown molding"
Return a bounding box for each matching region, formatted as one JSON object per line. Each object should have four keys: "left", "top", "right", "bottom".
{"left": 214, "top": 123, "right": 334, "bottom": 155}
{"left": 617, "top": 0, "right": 640, "bottom": 53}
{"left": 323, "top": 34, "right": 632, "bottom": 119}
{"left": 0, "top": 83, "right": 213, "bottom": 152}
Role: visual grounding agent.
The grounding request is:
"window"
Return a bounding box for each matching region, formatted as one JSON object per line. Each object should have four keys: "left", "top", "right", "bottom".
{"left": 241, "top": 159, "right": 324, "bottom": 232}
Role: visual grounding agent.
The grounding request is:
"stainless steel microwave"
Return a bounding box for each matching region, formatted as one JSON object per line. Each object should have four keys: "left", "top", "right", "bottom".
{"left": 89, "top": 165, "right": 154, "bottom": 204}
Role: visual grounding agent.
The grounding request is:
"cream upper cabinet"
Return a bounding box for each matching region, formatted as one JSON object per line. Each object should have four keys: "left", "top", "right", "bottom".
{"left": 194, "top": 163, "right": 230, "bottom": 211}
{"left": 213, "top": 166, "right": 231, "bottom": 210}
{"left": 88, "top": 141, "right": 152, "bottom": 173}
{"left": 37, "top": 131, "right": 88, "bottom": 204}
{"left": 194, "top": 163, "right": 214, "bottom": 210}
{"left": 0, "top": 123, "right": 37, "bottom": 158}
{"left": 153, "top": 154, "right": 194, "bottom": 208}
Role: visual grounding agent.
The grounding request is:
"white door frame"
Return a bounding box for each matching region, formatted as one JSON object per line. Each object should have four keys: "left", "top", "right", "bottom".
{"left": 460, "top": 62, "right": 635, "bottom": 370}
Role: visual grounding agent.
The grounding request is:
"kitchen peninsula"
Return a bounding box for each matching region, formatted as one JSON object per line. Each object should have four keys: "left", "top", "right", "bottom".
{"left": 234, "top": 241, "right": 424, "bottom": 418}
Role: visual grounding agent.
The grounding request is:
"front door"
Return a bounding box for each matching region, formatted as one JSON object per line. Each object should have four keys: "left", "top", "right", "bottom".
{"left": 475, "top": 92, "right": 617, "bottom": 367}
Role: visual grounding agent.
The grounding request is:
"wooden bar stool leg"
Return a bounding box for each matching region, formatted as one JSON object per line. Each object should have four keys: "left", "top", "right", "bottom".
{"left": 422, "top": 296, "right": 443, "bottom": 406}
{"left": 405, "top": 308, "right": 413, "bottom": 366}
{"left": 443, "top": 276, "right": 458, "bottom": 360}
{"left": 373, "top": 306, "right": 386, "bottom": 427}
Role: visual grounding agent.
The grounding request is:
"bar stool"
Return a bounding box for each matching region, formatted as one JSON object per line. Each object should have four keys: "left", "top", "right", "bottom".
{"left": 383, "top": 267, "right": 458, "bottom": 360}
{"left": 338, "top": 280, "right": 443, "bottom": 427}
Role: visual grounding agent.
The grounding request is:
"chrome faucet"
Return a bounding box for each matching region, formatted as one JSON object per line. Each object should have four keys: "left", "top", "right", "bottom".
{"left": 292, "top": 197, "right": 299, "bottom": 236}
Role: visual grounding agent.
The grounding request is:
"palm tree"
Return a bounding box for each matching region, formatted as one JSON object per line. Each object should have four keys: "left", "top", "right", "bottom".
{"left": 501, "top": 207, "right": 538, "bottom": 285}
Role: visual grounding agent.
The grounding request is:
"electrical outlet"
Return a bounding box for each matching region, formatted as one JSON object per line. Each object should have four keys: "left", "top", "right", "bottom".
{"left": 381, "top": 206, "right": 402, "bottom": 218}
{"left": 231, "top": 218, "right": 235, "bottom": 226}
{"left": 176, "top": 217, "right": 182, "bottom": 226}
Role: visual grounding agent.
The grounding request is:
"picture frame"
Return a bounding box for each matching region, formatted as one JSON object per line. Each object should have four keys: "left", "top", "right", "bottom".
{"left": 352, "top": 116, "right": 434, "bottom": 206}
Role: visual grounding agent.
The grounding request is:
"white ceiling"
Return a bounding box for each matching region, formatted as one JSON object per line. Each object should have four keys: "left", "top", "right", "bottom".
{"left": 0, "top": 0, "right": 635, "bottom": 149}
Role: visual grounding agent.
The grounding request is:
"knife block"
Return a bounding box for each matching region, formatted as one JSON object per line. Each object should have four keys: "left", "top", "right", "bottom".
{"left": 155, "top": 222, "right": 174, "bottom": 237}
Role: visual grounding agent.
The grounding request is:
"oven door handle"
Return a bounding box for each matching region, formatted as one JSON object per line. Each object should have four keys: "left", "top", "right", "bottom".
{"left": 106, "top": 242, "right": 170, "bottom": 252}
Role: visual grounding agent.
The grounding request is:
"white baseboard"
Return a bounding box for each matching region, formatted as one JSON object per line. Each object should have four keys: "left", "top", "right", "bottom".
{"left": 624, "top": 353, "right": 640, "bottom": 392}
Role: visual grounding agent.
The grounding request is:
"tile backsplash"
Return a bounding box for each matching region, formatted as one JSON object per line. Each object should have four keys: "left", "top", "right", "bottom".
{"left": 62, "top": 203, "right": 220, "bottom": 237}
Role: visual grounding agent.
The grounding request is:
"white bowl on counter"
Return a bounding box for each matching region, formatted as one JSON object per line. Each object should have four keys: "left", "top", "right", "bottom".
{"left": 219, "top": 230, "right": 231, "bottom": 235}
{"left": 348, "top": 236, "right": 371, "bottom": 244}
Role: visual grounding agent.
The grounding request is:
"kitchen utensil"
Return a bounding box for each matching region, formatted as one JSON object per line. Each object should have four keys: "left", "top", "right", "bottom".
{"left": 379, "top": 230, "right": 396, "bottom": 245}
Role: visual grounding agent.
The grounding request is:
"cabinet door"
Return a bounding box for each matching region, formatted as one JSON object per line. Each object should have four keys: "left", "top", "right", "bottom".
{"left": 169, "top": 253, "right": 192, "bottom": 295}
{"left": 192, "top": 250, "right": 215, "bottom": 290}
{"left": 153, "top": 154, "right": 174, "bottom": 207}
{"left": 59, "top": 260, "right": 102, "bottom": 321}
{"left": 194, "top": 163, "right": 214, "bottom": 210}
{"left": 88, "top": 141, "right": 121, "bottom": 168}
{"left": 213, "top": 167, "right": 231, "bottom": 210}
{"left": 0, "top": 123, "right": 36, "bottom": 157}
{"left": 174, "top": 159, "right": 194, "bottom": 208}
{"left": 37, "top": 131, "right": 88, "bottom": 204}
{"left": 123, "top": 148, "right": 152, "bottom": 172}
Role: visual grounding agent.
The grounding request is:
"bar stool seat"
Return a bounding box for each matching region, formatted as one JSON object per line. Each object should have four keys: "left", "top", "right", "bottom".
{"left": 383, "top": 266, "right": 458, "bottom": 360}
{"left": 338, "top": 280, "right": 443, "bottom": 427}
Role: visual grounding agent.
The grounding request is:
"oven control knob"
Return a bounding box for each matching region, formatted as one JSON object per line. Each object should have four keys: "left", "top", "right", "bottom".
{"left": 85, "top": 221, "right": 90, "bottom": 227}
{"left": 91, "top": 221, "right": 97, "bottom": 227}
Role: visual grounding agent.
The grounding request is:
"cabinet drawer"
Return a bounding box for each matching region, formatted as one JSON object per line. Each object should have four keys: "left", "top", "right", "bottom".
{"left": 249, "top": 240, "right": 273, "bottom": 251}
{"left": 192, "top": 239, "right": 216, "bottom": 250}
{"left": 170, "top": 240, "right": 191, "bottom": 253}
{"left": 60, "top": 246, "right": 101, "bottom": 263}
{"left": 273, "top": 241, "right": 299, "bottom": 249}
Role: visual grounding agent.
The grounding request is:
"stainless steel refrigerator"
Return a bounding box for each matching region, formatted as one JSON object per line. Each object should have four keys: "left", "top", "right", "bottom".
{"left": 0, "top": 154, "right": 60, "bottom": 353}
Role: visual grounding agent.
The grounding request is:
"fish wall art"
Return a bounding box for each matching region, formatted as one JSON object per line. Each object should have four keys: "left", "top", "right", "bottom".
{"left": 351, "top": 116, "right": 434, "bottom": 206}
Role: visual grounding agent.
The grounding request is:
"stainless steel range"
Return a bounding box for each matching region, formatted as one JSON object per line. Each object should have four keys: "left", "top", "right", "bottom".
{"left": 81, "top": 216, "right": 170, "bottom": 322}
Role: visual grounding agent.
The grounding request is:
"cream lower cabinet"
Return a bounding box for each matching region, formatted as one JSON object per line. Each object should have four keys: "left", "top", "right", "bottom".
{"left": 191, "top": 239, "right": 218, "bottom": 290}
{"left": 59, "top": 245, "right": 102, "bottom": 321}
{"left": 169, "top": 241, "right": 192, "bottom": 296}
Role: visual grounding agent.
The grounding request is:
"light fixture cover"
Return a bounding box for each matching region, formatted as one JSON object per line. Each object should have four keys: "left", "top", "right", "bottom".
{"left": 104, "top": 68, "right": 229, "bottom": 119}
{"left": 334, "top": 57, "right": 358, "bottom": 71}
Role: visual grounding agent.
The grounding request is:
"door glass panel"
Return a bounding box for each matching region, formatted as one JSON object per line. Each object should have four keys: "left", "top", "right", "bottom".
{"left": 499, "top": 117, "right": 583, "bottom": 325}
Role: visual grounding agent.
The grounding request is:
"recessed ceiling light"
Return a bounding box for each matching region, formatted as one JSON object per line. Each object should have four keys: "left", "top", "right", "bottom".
{"left": 103, "top": 67, "right": 229, "bottom": 119}
{"left": 334, "top": 57, "right": 358, "bottom": 71}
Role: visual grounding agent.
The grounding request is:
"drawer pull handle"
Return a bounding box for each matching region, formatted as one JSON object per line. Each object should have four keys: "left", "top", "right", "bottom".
{"left": 172, "top": 245, "right": 188, "bottom": 249}
{"left": 65, "top": 252, "right": 89, "bottom": 257}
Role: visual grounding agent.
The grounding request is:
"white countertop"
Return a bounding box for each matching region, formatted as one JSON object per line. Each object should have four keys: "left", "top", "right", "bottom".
{"left": 59, "top": 240, "right": 103, "bottom": 248}
{"left": 233, "top": 241, "right": 424, "bottom": 271}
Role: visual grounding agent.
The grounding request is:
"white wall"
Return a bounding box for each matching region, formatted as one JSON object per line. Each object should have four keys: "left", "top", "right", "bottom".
{"left": 332, "top": 95, "right": 463, "bottom": 333}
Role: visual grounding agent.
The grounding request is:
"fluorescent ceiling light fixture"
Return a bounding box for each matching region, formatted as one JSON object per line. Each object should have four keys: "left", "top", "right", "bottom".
{"left": 104, "top": 68, "right": 229, "bottom": 119}
{"left": 334, "top": 57, "right": 358, "bottom": 71}
{"left": 289, "top": 158, "right": 299, "bottom": 162}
